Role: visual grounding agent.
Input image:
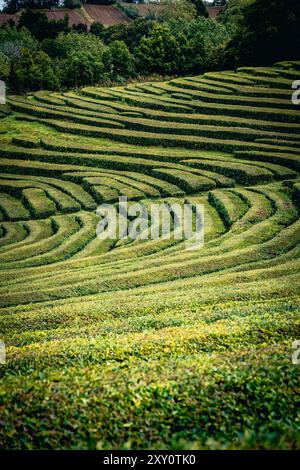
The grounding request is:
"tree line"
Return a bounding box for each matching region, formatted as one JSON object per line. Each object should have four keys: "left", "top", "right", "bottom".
{"left": 0, "top": 0, "right": 299, "bottom": 93}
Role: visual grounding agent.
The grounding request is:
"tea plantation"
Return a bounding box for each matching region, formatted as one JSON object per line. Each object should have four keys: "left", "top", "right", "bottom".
{"left": 0, "top": 62, "right": 299, "bottom": 449}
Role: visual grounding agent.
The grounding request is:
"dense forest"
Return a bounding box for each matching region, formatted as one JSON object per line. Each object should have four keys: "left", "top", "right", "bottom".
{"left": 0, "top": 0, "right": 298, "bottom": 92}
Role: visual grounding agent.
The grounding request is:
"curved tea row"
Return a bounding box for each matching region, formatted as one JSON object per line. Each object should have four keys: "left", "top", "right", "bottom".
{"left": 0, "top": 62, "right": 299, "bottom": 449}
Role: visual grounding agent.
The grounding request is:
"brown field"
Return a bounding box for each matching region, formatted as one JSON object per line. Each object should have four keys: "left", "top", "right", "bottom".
{"left": 0, "top": 7, "right": 130, "bottom": 29}
{"left": 84, "top": 4, "right": 130, "bottom": 26}
{"left": 207, "top": 6, "right": 226, "bottom": 19}
{"left": 45, "top": 9, "right": 89, "bottom": 28}
{"left": 121, "top": 2, "right": 162, "bottom": 18}
{"left": 120, "top": 3, "right": 225, "bottom": 20}
{"left": 0, "top": 13, "right": 19, "bottom": 25}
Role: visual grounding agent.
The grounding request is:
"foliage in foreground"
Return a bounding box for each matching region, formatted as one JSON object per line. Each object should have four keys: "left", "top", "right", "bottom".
{"left": 1, "top": 298, "right": 300, "bottom": 450}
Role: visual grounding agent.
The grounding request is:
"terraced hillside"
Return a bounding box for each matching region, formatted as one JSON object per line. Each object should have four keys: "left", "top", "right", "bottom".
{"left": 0, "top": 62, "right": 300, "bottom": 449}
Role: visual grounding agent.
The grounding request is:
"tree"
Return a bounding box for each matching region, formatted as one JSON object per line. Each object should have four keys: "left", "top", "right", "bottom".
{"left": 134, "top": 24, "right": 184, "bottom": 75}
{"left": 90, "top": 22, "right": 105, "bottom": 37}
{"left": 18, "top": 9, "right": 69, "bottom": 41}
{"left": 0, "top": 0, "right": 232, "bottom": 93}
{"left": 0, "top": 24, "right": 38, "bottom": 60}
{"left": 82, "top": 0, "right": 114, "bottom": 4}
{"left": 63, "top": 0, "right": 82, "bottom": 8}
{"left": 169, "top": 16, "right": 230, "bottom": 73}
{"left": 72, "top": 23, "right": 88, "bottom": 34}
{"left": 56, "top": 31, "right": 105, "bottom": 87}
{"left": 56, "top": 30, "right": 105, "bottom": 58}
{"left": 3, "top": 0, "right": 59, "bottom": 14}
{"left": 191, "top": 0, "right": 209, "bottom": 18}
{"left": 14, "top": 48, "right": 58, "bottom": 91}
{"left": 63, "top": 51, "right": 104, "bottom": 87}
{"left": 223, "top": 0, "right": 300, "bottom": 66}
{"left": 100, "top": 18, "right": 155, "bottom": 51}
{"left": 103, "top": 40, "right": 134, "bottom": 80}
{"left": 219, "top": 0, "right": 252, "bottom": 32}
{"left": 0, "top": 52, "right": 10, "bottom": 81}
{"left": 160, "top": 0, "right": 197, "bottom": 22}
{"left": 123, "top": 19, "right": 156, "bottom": 52}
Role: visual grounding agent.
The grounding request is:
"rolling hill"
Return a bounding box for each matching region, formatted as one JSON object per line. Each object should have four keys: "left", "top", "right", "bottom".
{"left": 0, "top": 61, "right": 299, "bottom": 449}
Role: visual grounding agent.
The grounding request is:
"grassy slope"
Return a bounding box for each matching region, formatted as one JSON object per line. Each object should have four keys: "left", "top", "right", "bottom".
{"left": 0, "top": 62, "right": 299, "bottom": 449}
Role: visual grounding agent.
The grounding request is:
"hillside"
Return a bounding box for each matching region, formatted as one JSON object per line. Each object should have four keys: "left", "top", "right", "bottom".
{"left": 119, "top": 2, "right": 226, "bottom": 20}
{"left": 0, "top": 3, "right": 225, "bottom": 28}
{"left": 0, "top": 4, "right": 130, "bottom": 28}
{"left": 0, "top": 62, "right": 299, "bottom": 449}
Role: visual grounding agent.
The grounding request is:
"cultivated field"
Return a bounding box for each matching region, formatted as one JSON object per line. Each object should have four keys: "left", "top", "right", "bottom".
{"left": 84, "top": 4, "right": 130, "bottom": 26}
{"left": 45, "top": 9, "right": 90, "bottom": 28}
{"left": 0, "top": 62, "right": 299, "bottom": 449}
{"left": 0, "top": 5, "right": 131, "bottom": 29}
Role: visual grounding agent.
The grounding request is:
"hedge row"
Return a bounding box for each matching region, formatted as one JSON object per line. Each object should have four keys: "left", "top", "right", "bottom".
{"left": 238, "top": 66, "right": 300, "bottom": 81}
{"left": 169, "top": 77, "right": 235, "bottom": 94}
{"left": 234, "top": 159, "right": 298, "bottom": 179}
{"left": 100, "top": 115, "right": 300, "bottom": 143}
{"left": 0, "top": 156, "right": 96, "bottom": 180}
{"left": 181, "top": 166, "right": 235, "bottom": 188}
{"left": 236, "top": 72, "right": 294, "bottom": 90}
{"left": 151, "top": 168, "right": 216, "bottom": 193}
{"left": 0, "top": 144, "right": 183, "bottom": 173}
{"left": 33, "top": 91, "right": 66, "bottom": 106}
{"left": 255, "top": 138, "right": 300, "bottom": 150}
{"left": 53, "top": 93, "right": 300, "bottom": 132}
{"left": 143, "top": 81, "right": 294, "bottom": 110}
{"left": 202, "top": 72, "right": 255, "bottom": 86}
{"left": 35, "top": 119, "right": 300, "bottom": 155}
{"left": 0, "top": 221, "right": 28, "bottom": 249}
{"left": 105, "top": 170, "right": 184, "bottom": 197}
{"left": 8, "top": 99, "right": 125, "bottom": 130}
{"left": 12, "top": 173, "right": 96, "bottom": 210}
{"left": 0, "top": 175, "right": 87, "bottom": 216}
{"left": 129, "top": 83, "right": 166, "bottom": 96}
{"left": 8, "top": 207, "right": 300, "bottom": 304}
{"left": 0, "top": 219, "right": 54, "bottom": 263}
{"left": 234, "top": 151, "right": 300, "bottom": 171}
{"left": 0, "top": 193, "right": 30, "bottom": 221}
{"left": 1, "top": 142, "right": 297, "bottom": 195}
{"left": 208, "top": 190, "right": 247, "bottom": 229}
{"left": 63, "top": 96, "right": 118, "bottom": 115}
{"left": 236, "top": 67, "right": 280, "bottom": 78}
{"left": 182, "top": 158, "right": 274, "bottom": 185}
{"left": 152, "top": 80, "right": 234, "bottom": 97}
{"left": 0, "top": 184, "right": 296, "bottom": 294}
{"left": 83, "top": 87, "right": 300, "bottom": 122}
{"left": 169, "top": 78, "right": 291, "bottom": 100}
{"left": 82, "top": 87, "right": 194, "bottom": 114}
{"left": 11, "top": 95, "right": 123, "bottom": 124}
{"left": 11, "top": 137, "right": 40, "bottom": 149}
{"left": 22, "top": 187, "right": 57, "bottom": 219}
{"left": 0, "top": 213, "right": 92, "bottom": 269}
{"left": 10, "top": 95, "right": 300, "bottom": 141}
{"left": 83, "top": 176, "right": 145, "bottom": 201}
{"left": 91, "top": 172, "right": 161, "bottom": 198}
